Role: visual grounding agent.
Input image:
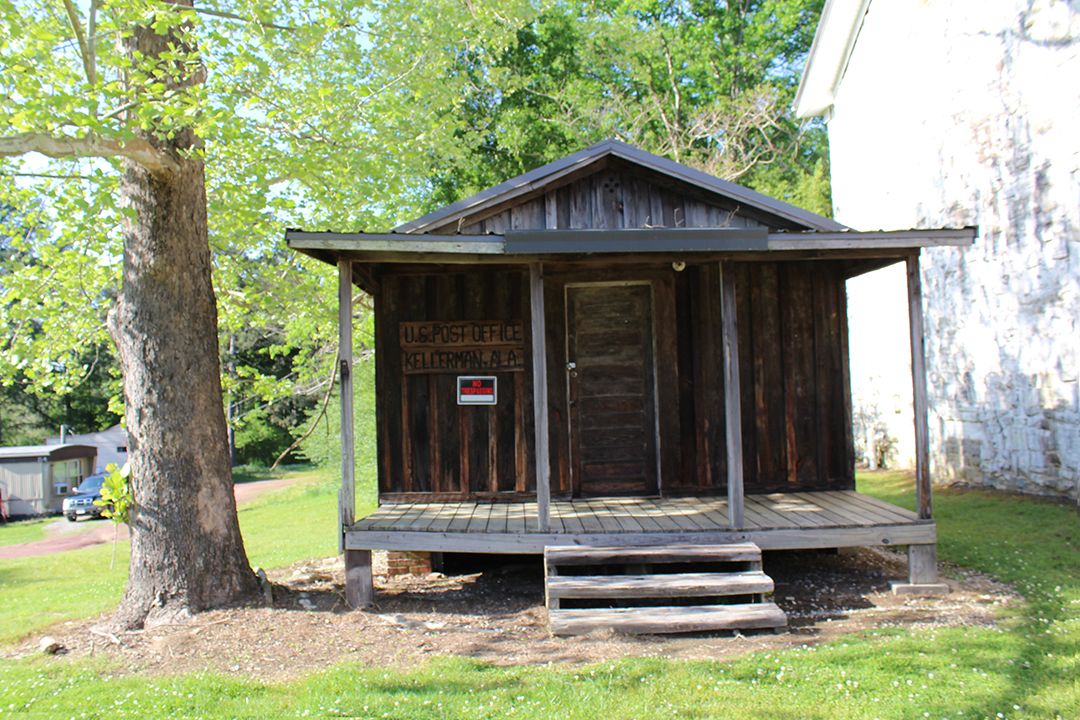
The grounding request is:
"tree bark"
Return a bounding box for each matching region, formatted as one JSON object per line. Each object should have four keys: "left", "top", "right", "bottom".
{"left": 107, "top": 3, "right": 257, "bottom": 630}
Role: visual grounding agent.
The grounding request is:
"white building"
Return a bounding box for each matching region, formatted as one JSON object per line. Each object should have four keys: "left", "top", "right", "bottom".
{"left": 796, "top": 0, "right": 1080, "bottom": 497}
{"left": 46, "top": 424, "right": 129, "bottom": 474}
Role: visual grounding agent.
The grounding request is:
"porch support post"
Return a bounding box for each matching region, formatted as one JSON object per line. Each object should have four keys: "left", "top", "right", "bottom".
{"left": 907, "top": 253, "right": 932, "bottom": 521}
{"left": 336, "top": 255, "right": 358, "bottom": 544}
{"left": 344, "top": 549, "right": 374, "bottom": 608}
{"left": 340, "top": 259, "right": 374, "bottom": 608}
{"left": 719, "top": 261, "right": 745, "bottom": 530}
{"left": 892, "top": 252, "right": 947, "bottom": 596}
{"left": 530, "top": 262, "right": 551, "bottom": 532}
{"left": 338, "top": 259, "right": 356, "bottom": 548}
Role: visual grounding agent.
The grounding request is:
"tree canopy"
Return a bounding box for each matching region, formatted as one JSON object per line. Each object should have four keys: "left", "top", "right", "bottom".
{"left": 1, "top": 0, "right": 829, "bottom": 464}
{"left": 425, "top": 0, "right": 830, "bottom": 215}
{"left": 1, "top": 0, "right": 539, "bottom": 457}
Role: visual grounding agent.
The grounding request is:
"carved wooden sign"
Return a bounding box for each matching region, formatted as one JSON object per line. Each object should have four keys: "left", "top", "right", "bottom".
{"left": 400, "top": 320, "right": 524, "bottom": 374}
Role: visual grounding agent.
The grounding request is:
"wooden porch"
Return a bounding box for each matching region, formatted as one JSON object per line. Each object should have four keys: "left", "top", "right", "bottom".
{"left": 346, "top": 490, "right": 935, "bottom": 553}
{"left": 289, "top": 141, "right": 974, "bottom": 608}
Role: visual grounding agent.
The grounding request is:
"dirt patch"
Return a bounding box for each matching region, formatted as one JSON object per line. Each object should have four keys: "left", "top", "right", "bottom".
{"left": 7, "top": 547, "right": 1015, "bottom": 678}
{"left": 0, "top": 477, "right": 297, "bottom": 561}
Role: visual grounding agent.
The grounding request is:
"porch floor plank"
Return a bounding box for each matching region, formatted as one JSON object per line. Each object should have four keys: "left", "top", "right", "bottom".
{"left": 425, "top": 502, "right": 461, "bottom": 533}
{"left": 506, "top": 502, "right": 522, "bottom": 534}
{"left": 351, "top": 492, "right": 934, "bottom": 553}
{"left": 367, "top": 503, "right": 414, "bottom": 530}
{"left": 598, "top": 499, "right": 629, "bottom": 533}
{"left": 413, "top": 503, "right": 449, "bottom": 532}
{"left": 391, "top": 503, "right": 428, "bottom": 531}
{"left": 744, "top": 495, "right": 814, "bottom": 528}
{"left": 489, "top": 502, "right": 510, "bottom": 533}
{"left": 445, "top": 504, "right": 475, "bottom": 533}
{"left": 650, "top": 498, "right": 702, "bottom": 532}
{"left": 817, "top": 491, "right": 899, "bottom": 525}
{"left": 789, "top": 492, "right": 857, "bottom": 526}
{"left": 576, "top": 502, "right": 607, "bottom": 534}
{"left": 763, "top": 493, "right": 839, "bottom": 527}
{"left": 604, "top": 498, "right": 645, "bottom": 533}
{"left": 844, "top": 491, "right": 920, "bottom": 522}
{"left": 467, "top": 503, "right": 493, "bottom": 533}
{"left": 628, "top": 499, "right": 666, "bottom": 532}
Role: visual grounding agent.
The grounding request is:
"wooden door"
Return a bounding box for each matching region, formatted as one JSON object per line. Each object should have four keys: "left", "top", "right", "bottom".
{"left": 566, "top": 283, "right": 658, "bottom": 497}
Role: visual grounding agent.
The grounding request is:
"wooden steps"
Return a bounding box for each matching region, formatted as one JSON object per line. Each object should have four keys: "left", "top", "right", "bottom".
{"left": 549, "top": 603, "right": 789, "bottom": 636}
{"left": 547, "top": 571, "right": 774, "bottom": 599}
{"left": 545, "top": 542, "right": 763, "bottom": 565}
{"left": 544, "top": 542, "right": 787, "bottom": 636}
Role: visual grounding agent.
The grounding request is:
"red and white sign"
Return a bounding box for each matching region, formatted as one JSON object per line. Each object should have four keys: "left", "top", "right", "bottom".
{"left": 457, "top": 376, "right": 497, "bottom": 405}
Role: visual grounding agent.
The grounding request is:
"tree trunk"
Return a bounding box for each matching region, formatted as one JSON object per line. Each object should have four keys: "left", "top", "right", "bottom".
{"left": 107, "top": 6, "right": 257, "bottom": 630}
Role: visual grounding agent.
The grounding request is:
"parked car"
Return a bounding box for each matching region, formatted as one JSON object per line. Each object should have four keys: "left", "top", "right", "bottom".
{"left": 62, "top": 473, "right": 107, "bottom": 521}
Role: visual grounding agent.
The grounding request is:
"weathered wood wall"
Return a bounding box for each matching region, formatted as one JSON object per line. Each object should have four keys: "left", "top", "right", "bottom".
{"left": 374, "top": 260, "right": 854, "bottom": 499}
{"left": 734, "top": 262, "right": 854, "bottom": 493}
{"left": 372, "top": 164, "right": 854, "bottom": 500}
{"left": 376, "top": 269, "right": 535, "bottom": 499}
{"left": 428, "top": 161, "right": 774, "bottom": 235}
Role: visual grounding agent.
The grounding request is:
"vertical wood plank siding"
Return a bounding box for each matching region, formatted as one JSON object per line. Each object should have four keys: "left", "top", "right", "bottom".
{"left": 732, "top": 261, "right": 853, "bottom": 493}
{"left": 376, "top": 268, "right": 535, "bottom": 495}
{"left": 372, "top": 165, "right": 855, "bottom": 499}
{"left": 375, "top": 260, "right": 852, "bottom": 497}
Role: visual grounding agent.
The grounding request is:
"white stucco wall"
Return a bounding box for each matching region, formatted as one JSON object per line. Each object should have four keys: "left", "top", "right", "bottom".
{"left": 846, "top": 263, "right": 916, "bottom": 470}
{"left": 827, "top": 0, "right": 1080, "bottom": 496}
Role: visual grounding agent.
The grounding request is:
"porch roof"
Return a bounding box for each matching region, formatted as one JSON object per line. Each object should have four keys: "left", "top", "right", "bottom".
{"left": 286, "top": 226, "right": 976, "bottom": 266}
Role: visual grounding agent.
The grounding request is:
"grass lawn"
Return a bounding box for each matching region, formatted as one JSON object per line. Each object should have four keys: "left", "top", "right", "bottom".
{"left": 238, "top": 468, "right": 374, "bottom": 569}
{"left": 0, "top": 467, "right": 364, "bottom": 644}
{"left": 0, "top": 471, "right": 1076, "bottom": 719}
{"left": 0, "top": 518, "right": 50, "bottom": 547}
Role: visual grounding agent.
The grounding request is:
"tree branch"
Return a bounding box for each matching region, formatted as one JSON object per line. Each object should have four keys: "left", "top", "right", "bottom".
{"left": 61, "top": 0, "right": 95, "bottom": 87}
{"left": 0, "top": 171, "right": 102, "bottom": 180}
{"left": 0, "top": 132, "right": 178, "bottom": 178}
{"left": 268, "top": 345, "right": 340, "bottom": 472}
{"left": 88, "top": 0, "right": 99, "bottom": 87}
{"left": 191, "top": 6, "right": 295, "bottom": 32}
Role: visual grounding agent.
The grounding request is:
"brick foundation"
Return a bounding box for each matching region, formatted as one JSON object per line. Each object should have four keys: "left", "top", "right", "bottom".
{"left": 385, "top": 551, "right": 433, "bottom": 576}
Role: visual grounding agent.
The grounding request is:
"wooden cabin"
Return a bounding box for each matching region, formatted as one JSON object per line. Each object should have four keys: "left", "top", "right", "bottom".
{"left": 287, "top": 141, "right": 973, "bottom": 633}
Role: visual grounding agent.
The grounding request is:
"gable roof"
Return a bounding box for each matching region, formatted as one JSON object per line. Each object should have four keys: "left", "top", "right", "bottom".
{"left": 395, "top": 139, "right": 846, "bottom": 234}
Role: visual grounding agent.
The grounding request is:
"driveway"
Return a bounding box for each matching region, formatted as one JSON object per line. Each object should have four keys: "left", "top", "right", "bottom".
{"left": 0, "top": 476, "right": 297, "bottom": 560}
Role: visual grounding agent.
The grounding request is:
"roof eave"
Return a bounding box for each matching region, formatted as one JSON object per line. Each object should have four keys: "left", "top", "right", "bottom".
{"left": 287, "top": 226, "right": 976, "bottom": 266}
{"left": 794, "top": 0, "right": 874, "bottom": 119}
